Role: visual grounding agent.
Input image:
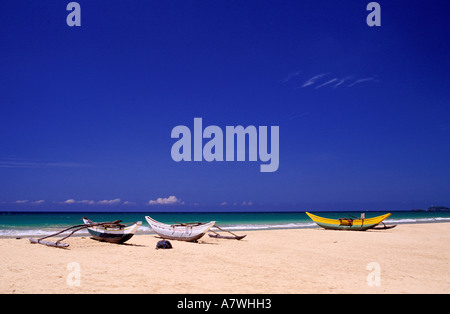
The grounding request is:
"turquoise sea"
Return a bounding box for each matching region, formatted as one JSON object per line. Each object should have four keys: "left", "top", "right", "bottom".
{"left": 1, "top": 210, "right": 450, "bottom": 237}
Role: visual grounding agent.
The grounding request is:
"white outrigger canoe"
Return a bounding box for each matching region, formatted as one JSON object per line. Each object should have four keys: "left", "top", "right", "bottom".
{"left": 145, "top": 216, "right": 215, "bottom": 242}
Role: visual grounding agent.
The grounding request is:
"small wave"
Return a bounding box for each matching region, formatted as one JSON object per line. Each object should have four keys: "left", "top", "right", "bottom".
{"left": 0, "top": 228, "right": 90, "bottom": 237}
{"left": 385, "top": 217, "right": 450, "bottom": 224}
{"left": 211, "top": 222, "right": 317, "bottom": 231}
{"left": 2, "top": 225, "right": 155, "bottom": 237}
{"left": 136, "top": 225, "right": 153, "bottom": 233}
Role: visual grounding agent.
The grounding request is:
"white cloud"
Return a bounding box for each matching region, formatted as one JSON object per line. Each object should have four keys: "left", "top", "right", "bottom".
{"left": 61, "top": 198, "right": 120, "bottom": 205}
{"left": 79, "top": 200, "right": 95, "bottom": 205}
{"left": 347, "top": 77, "right": 376, "bottom": 87}
{"left": 219, "top": 201, "right": 227, "bottom": 206}
{"left": 315, "top": 78, "right": 338, "bottom": 89}
{"left": 298, "top": 73, "right": 377, "bottom": 90}
{"left": 301, "top": 73, "right": 328, "bottom": 87}
{"left": 281, "top": 71, "right": 301, "bottom": 83}
{"left": 333, "top": 77, "right": 351, "bottom": 89}
{"left": 241, "top": 201, "right": 253, "bottom": 206}
{"left": 13, "top": 200, "right": 45, "bottom": 205}
{"left": 97, "top": 198, "right": 121, "bottom": 205}
{"left": 147, "top": 195, "right": 184, "bottom": 205}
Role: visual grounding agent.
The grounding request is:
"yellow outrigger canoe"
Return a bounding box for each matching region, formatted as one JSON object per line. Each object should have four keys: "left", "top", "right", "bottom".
{"left": 306, "top": 212, "right": 391, "bottom": 231}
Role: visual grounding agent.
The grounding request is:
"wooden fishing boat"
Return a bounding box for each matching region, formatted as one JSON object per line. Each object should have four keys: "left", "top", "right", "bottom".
{"left": 83, "top": 217, "right": 141, "bottom": 244}
{"left": 305, "top": 212, "right": 391, "bottom": 231}
{"left": 145, "top": 216, "right": 215, "bottom": 242}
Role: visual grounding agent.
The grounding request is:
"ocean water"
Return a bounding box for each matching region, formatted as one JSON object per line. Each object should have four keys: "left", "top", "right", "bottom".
{"left": 1, "top": 211, "right": 450, "bottom": 237}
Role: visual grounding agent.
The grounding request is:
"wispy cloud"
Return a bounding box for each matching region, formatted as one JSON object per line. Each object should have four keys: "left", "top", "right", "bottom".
{"left": 98, "top": 198, "right": 121, "bottom": 205}
{"left": 333, "top": 77, "right": 351, "bottom": 89}
{"left": 281, "top": 71, "right": 301, "bottom": 83}
{"left": 301, "top": 73, "right": 328, "bottom": 88}
{"left": 347, "top": 77, "right": 377, "bottom": 87}
{"left": 14, "top": 200, "right": 45, "bottom": 204}
{"left": 315, "top": 78, "right": 338, "bottom": 89}
{"left": 147, "top": 195, "right": 184, "bottom": 205}
{"left": 59, "top": 198, "right": 121, "bottom": 205}
{"left": 283, "top": 71, "right": 378, "bottom": 90}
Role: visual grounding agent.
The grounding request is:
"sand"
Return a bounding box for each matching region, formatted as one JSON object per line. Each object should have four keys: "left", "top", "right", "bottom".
{"left": 1, "top": 223, "right": 449, "bottom": 294}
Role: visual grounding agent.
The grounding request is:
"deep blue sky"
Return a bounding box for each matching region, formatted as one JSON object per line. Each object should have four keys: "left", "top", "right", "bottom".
{"left": 1, "top": 1, "right": 449, "bottom": 211}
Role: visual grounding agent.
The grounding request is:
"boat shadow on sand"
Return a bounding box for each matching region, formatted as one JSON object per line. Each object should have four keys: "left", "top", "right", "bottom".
{"left": 86, "top": 237, "right": 148, "bottom": 247}
{"left": 151, "top": 235, "right": 220, "bottom": 245}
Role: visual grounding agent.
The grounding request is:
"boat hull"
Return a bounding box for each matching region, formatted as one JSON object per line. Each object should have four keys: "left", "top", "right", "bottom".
{"left": 145, "top": 216, "right": 215, "bottom": 242}
{"left": 83, "top": 218, "right": 142, "bottom": 244}
{"left": 305, "top": 212, "right": 391, "bottom": 231}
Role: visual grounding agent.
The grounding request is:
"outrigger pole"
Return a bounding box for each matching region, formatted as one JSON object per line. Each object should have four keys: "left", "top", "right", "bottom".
{"left": 29, "top": 220, "right": 122, "bottom": 248}
{"left": 209, "top": 224, "right": 247, "bottom": 240}
{"left": 174, "top": 221, "right": 247, "bottom": 240}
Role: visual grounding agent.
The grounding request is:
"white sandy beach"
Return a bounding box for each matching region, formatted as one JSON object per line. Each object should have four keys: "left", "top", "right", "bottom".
{"left": 1, "top": 223, "right": 449, "bottom": 294}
